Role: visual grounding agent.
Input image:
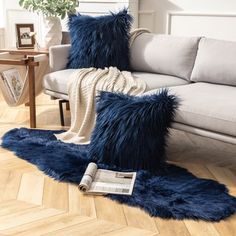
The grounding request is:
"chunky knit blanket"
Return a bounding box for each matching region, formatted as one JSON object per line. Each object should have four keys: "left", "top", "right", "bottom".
{"left": 56, "top": 28, "right": 150, "bottom": 144}
{"left": 55, "top": 67, "right": 146, "bottom": 144}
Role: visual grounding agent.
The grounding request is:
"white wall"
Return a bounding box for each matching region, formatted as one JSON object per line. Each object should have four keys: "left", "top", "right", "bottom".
{"left": 139, "top": 0, "right": 236, "bottom": 33}
{"left": 0, "top": 0, "right": 5, "bottom": 48}
{"left": 0, "top": 0, "right": 5, "bottom": 28}
{"left": 1, "top": 0, "right": 23, "bottom": 27}
{"left": 3, "top": 0, "right": 138, "bottom": 47}
{"left": 4, "top": 0, "right": 236, "bottom": 41}
{"left": 2, "top": 0, "right": 43, "bottom": 48}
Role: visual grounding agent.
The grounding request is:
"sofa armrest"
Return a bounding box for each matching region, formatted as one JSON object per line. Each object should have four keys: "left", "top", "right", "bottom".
{"left": 49, "top": 44, "right": 71, "bottom": 72}
{"left": 29, "top": 54, "right": 48, "bottom": 62}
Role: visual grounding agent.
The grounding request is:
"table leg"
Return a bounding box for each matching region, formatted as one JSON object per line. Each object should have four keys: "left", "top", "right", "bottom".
{"left": 28, "top": 64, "right": 36, "bottom": 128}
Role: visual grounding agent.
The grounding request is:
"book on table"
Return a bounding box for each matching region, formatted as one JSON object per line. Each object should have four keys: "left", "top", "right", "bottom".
{"left": 79, "top": 162, "right": 136, "bottom": 195}
{"left": 0, "top": 68, "right": 23, "bottom": 102}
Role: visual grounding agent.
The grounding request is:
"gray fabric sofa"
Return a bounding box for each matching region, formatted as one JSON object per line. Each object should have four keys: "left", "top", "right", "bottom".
{"left": 43, "top": 33, "right": 236, "bottom": 144}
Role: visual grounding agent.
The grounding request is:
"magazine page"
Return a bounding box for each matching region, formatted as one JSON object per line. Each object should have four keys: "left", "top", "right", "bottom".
{"left": 1, "top": 68, "right": 23, "bottom": 101}
{"left": 0, "top": 73, "right": 16, "bottom": 102}
{"left": 79, "top": 163, "right": 136, "bottom": 196}
{"left": 90, "top": 169, "right": 136, "bottom": 195}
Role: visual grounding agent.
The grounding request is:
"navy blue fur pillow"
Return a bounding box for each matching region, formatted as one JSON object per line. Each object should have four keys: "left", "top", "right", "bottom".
{"left": 89, "top": 91, "right": 179, "bottom": 172}
{"left": 67, "top": 9, "right": 132, "bottom": 70}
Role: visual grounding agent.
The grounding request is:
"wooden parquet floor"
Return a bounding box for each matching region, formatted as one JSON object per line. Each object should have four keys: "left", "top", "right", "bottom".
{"left": 0, "top": 92, "right": 236, "bottom": 236}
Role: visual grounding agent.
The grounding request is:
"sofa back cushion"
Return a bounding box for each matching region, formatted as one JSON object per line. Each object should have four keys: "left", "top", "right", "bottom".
{"left": 130, "top": 33, "right": 200, "bottom": 80}
{"left": 191, "top": 38, "right": 236, "bottom": 86}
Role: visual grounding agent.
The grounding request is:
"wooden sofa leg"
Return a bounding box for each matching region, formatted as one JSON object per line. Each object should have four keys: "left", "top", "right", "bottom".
{"left": 59, "top": 100, "right": 70, "bottom": 126}
{"left": 66, "top": 101, "right": 70, "bottom": 111}
{"left": 59, "top": 100, "right": 65, "bottom": 126}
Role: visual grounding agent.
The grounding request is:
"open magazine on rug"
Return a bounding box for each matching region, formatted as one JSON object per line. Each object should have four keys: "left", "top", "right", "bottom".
{"left": 79, "top": 162, "right": 136, "bottom": 195}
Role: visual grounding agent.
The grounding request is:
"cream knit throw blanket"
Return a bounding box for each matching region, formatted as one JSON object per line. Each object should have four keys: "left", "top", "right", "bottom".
{"left": 55, "top": 67, "right": 146, "bottom": 144}
{"left": 56, "top": 28, "right": 150, "bottom": 144}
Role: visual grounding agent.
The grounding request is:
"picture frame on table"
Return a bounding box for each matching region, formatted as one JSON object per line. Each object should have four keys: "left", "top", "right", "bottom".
{"left": 15, "top": 23, "right": 35, "bottom": 49}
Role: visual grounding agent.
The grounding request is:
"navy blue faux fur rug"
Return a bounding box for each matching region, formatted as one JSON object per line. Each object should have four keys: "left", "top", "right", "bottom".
{"left": 2, "top": 128, "right": 236, "bottom": 221}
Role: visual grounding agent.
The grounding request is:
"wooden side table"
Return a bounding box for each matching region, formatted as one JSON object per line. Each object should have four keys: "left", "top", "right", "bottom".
{"left": 0, "top": 48, "right": 49, "bottom": 128}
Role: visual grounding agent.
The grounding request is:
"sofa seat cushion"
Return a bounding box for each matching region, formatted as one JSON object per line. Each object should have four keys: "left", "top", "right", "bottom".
{"left": 144, "top": 82, "right": 236, "bottom": 137}
{"left": 43, "top": 70, "right": 190, "bottom": 95}
{"left": 43, "top": 69, "right": 76, "bottom": 95}
{"left": 132, "top": 72, "right": 189, "bottom": 90}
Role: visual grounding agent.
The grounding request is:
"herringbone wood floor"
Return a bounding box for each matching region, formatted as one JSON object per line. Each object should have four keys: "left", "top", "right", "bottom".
{"left": 0, "top": 92, "right": 236, "bottom": 236}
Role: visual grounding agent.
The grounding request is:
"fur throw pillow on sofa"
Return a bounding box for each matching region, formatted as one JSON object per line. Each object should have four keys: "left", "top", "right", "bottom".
{"left": 67, "top": 9, "right": 132, "bottom": 70}
{"left": 88, "top": 91, "right": 178, "bottom": 172}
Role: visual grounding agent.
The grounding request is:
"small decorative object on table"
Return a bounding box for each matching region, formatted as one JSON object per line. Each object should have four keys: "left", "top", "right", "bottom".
{"left": 29, "top": 32, "right": 40, "bottom": 50}
{"left": 79, "top": 162, "right": 136, "bottom": 195}
{"left": 15, "top": 23, "right": 35, "bottom": 49}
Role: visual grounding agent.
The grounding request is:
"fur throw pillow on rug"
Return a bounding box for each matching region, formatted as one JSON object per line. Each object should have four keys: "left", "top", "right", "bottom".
{"left": 88, "top": 90, "right": 179, "bottom": 172}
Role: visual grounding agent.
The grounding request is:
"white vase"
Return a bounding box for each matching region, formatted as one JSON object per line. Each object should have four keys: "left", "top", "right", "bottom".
{"left": 43, "top": 16, "right": 62, "bottom": 49}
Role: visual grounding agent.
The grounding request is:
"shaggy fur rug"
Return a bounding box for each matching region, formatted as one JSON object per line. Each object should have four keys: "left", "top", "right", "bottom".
{"left": 2, "top": 128, "right": 236, "bottom": 221}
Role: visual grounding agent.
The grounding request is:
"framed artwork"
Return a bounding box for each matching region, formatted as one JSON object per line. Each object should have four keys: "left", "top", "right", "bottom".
{"left": 15, "top": 23, "right": 35, "bottom": 49}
